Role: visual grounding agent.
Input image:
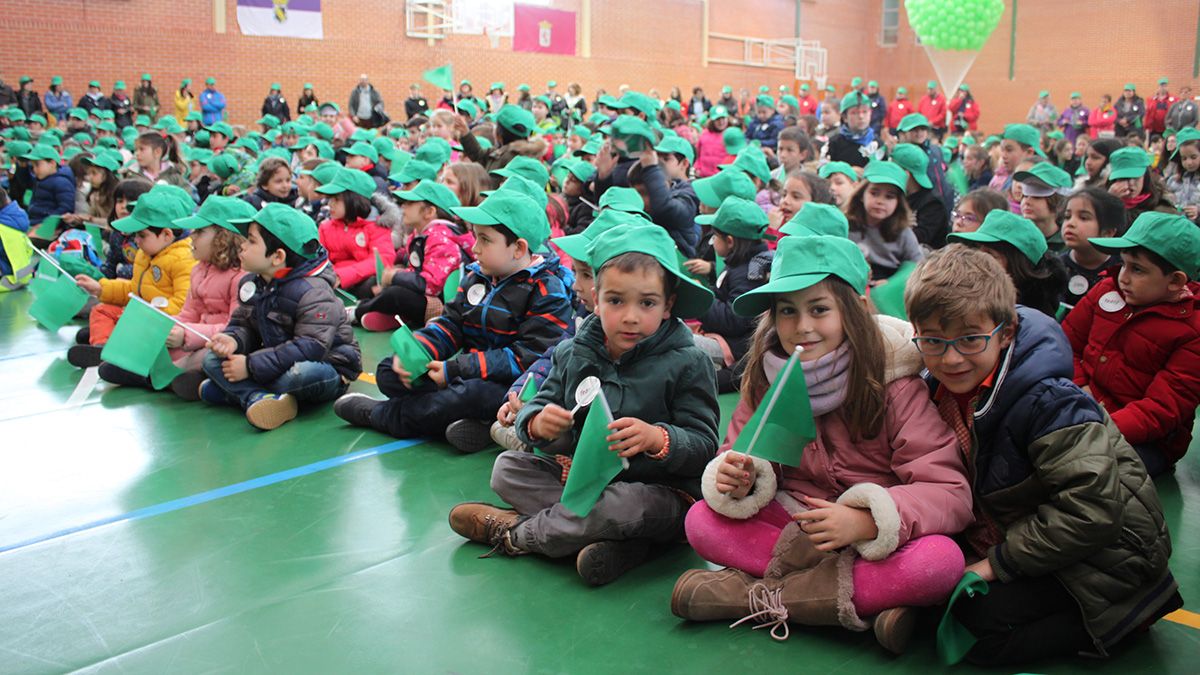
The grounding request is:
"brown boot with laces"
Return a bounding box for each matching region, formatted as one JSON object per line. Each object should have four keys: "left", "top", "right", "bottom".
{"left": 448, "top": 502, "right": 524, "bottom": 556}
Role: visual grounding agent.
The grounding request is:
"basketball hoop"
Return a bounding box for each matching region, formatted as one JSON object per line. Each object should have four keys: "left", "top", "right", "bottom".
{"left": 485, "top": 27, "right": 500, "bottom": 49}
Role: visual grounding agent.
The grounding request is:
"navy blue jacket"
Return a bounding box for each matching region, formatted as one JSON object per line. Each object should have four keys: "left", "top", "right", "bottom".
{"left": 27, "top": 165, "right": 75, "bottom": 225}
{"left": 641, "top": 163, "right": 701, "bottom": 257}
{"left": 224, "top": 254, "right": 362, "bottom": 383}
{"left": 699, "top": 244, "right": 771, "bottom": 362}
{"left": 745, "top": 113, "right": 785, "bottom": 150}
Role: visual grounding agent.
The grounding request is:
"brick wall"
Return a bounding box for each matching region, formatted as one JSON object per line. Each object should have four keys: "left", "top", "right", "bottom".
{"left": 0, "top": 0, "right": 1195, "bottom": 133}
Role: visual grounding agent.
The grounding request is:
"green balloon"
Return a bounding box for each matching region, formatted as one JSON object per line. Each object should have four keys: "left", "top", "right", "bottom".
{"left": 906, "top": 0, "right": 1004, "bottom": 52}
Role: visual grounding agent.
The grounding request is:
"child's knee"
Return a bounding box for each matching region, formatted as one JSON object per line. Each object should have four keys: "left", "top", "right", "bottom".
{"left": 683, "top": 501, "right": 720, "bottom": 545}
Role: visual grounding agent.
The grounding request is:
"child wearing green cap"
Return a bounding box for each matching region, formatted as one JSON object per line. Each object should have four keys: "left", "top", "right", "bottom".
{"left": 1105, "top": 146, "right": 1175, "bottom": 222}
{"left": 62, "top": 150, "right": 122, "bottom": 230}
{"left": 695, "top": 107, "right": 732, "bottom": 178}
{"left": 201, "top": 203, "right": 361, "bottom": 429}
{"left": 817, "top": 161, "right": 860, "bottom": 208}
{"left": 775, "top": 168, "right": 835, "bottom": 228}
{"left": 335, "top": 188, "right": 573, "bottom": 452}
{"left": 22, "top": 145, "right": 76, "bottom": 229}
{"left": 773, "top": 127, "right": 816, "bottom": 183}
{"left": 97, "top": 179, "right": 154, "bottom": 281}
{"left": 356, "top": 179, "right": 470, "bottom": 329}
{"left": 1165, "top": 128, "right": 1200, "bottom": 221}
{"left": 674, "top": 233, "right": 970, "bottom": 654}
{"left": 906, "top": 244, "right": 1178, "bottom": 665}
{"left": 109, "top": 82, "right": 133, "bottom": 129}
{"left": 825, "top": 92, "right": 884, "bottom": 168}
{"left": 199, "top": 78, "right": 226, "bottom": 127}
{"left": 947, "top": 210, "right": 1069, "bottom": 318}
{"left": 846, "top": 161, "right": 922, "bottom": 280}
{"left": 261, "top": 83, "right": 291, "bottom": 124}
{"left": 625, "top": 147, "right": 702, "bottom": 257}
{"left": 1063, "top": 212, "right": 1200, "bottom": 473}
{"left": 1058, "top": 187, "right": 1126, "bottom": 309}
{"left": 450, "top": 223, "right": 719, "bottom": 585}
{"left": 311, "top": 166, "right": 393, "bottom": 298}
{"left": 745, "top": 95, "right": 784, "bottom": 152}
{"left": 69, "top": 184, "right": 198, "bottom": 368}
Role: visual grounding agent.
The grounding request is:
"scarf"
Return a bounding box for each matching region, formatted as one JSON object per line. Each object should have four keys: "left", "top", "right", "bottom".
{"left": 1122, "top": 192, "right": 1151, "bottom": 210}
{"left": 840, "top": 124, "right": 876, "bottom": 147}
{"left": 763, "top": 342, "right": 850, "bottom": 417}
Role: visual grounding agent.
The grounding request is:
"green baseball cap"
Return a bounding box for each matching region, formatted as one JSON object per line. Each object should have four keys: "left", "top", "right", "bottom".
{"left": 97, "top": 121, "right": 118, "bottom": 133}
{"left": 186, "top": 148, "right": 214, "bottom": 164}
{"left": 755, "top": 94, "right": 775, "bottom": 108}
{"left": 692, "top": 168, "right": 758, "bottom": 208}
{"left": 1013, "top": 162, "right": 1073, "bottom": 194}
{"left": 897, "top": 87, "right": 908, "bottom": 96}
{"left": 206, "top": 153, "right": 241, "bottom": 179}
{"left": 173, "top": 195, "right": 258, "bottom": 231}
{"left": 345, "top": 141, "right": 380, "bottom": 164}
{"left": 114, "top": 80, "right": 126, "bottom": 90}
{"left": 414, "top": 137, "right": 452, "bottom": 167}
{"left": 389, "top": 160, "right": 438, "bottom": 185}
{"left": 142, "top": 73, "right": 152, "bottom": 81}
{"left": 181, "top": 78, "right": 192, "bottom": 87}
{"left": 20, "top": 144, "right": 61, "bottom": 163}
{"left": 709, "top": 104, "right": 730, "bottom": 120}
{"left": 205, "top": 77, "right": 217, "bottom": 85}
{"left": 68, "top": 108, "right": 88, "bottom": 120}
{"left": 1070, "top": 91, "right": 1082, "bottom": 99}
{"left": 868, "top": 80, "right": 879, "bottom": 88}
{"left": 722, "top": 127, "right": 747, "bottom": 155}
{"left": 1090, "top": 211, "right": 1200, "bottom": 279}
{"left": 5, "top": 141, "right": 33, "bottom": 159}
{"left": 83, "top": 148, "right": 124, "bottom": 173}
{"left": 154, "top": 117, "right": 185, "bottom": 134}
{"left": 256, "top": 114, "right": 281, "bottom": 129}
{"left": 453, "top": 189, "right": 551, "bottom": 250}
{"left": 1158, "top": 77, "right": 1168, "bottom": 86}
{"left": 112, "top": 184, "right": 195, "bottom": 233}
{"left": 840, "top": 91, "right": 871, "bottom": 113}
{"left": 206, "top": 121, "right": 234, "bottom": 138}
{"left": 1170, "top": 127, "right": 1200, "bottom": 158}
{"left": 780, "top": 94, "right": 799, "bottom": 110}
{"left": 611, "top": 114, "right": 658, "bottom": 150}
{"left": 134, "top": 114, "right": 151, "bottom": 127}
{"left": 567, "top": 160, "right": 596, "bottom": 183}
{"left": 97, "top": 110, "right": 115, "bottom": 120}
{"left": 547, "top": 80, "right": 558, "bottom": 88}
{"left": 392, "top": 179, "right": 462, "bottom": 214}
{"left": 620, "top": 91, "right": 659, "bottom": 119}
{"left": 983, "top": 135, "right": 1002, "bottom": 148}
{"left": 586, "top": 224, "right": 713, "bottom": 319}
{"left": 897, "top": 112, "right": 931, "bottom": 132}
{"left": 948, "top": 210, "right": 1048, "bottom": 265}
{"left": 719, "top": 145, "right": 771, "bottom": 184}
{"left": 229, "top": 203, "right": 320, "bottom": 258}
{"left": 495, "top": 104, "right": 536, "bottom": 139}
{"left": 890, "top": 143, "right": 932, "bottom": 189}
{"left": 316, "top": 166, "right": 377, "bottom": 199}
{"left": 485, "top": 173, "right": 548, "bottom": 210}
{"left": 695, "top": 197, "right": 771, "bottom": 240}
{"left": 63, "top": 146, "right": 85, "bottom": 162}
{"left": 185, "top": 111, "right": 203, "bottom": 122}
{"left": 19, "top": 76, "right": 32, "bottom": 85}
{"left": 818, "top": 161, "right": 858, "bottom": 182}
{"left": 7, "top": 109, "right": 26, "bottom": 122}
{"left": 780, "top": 203, "right": 850, "bottom": 239}
{"left": 518, "top": 84, "right": 531, "bottom": 92}
{"left": 734, "top": 235, "right": 870, "bottom": 315}
{"left": 299, "top": 161, "right": 341, "bottom": 185}
{"left": 851, "top": 77, "right": 864, "bottom": 88}
{"left": 1107, "top": 147, "right": 1151, "bottom": 180}
{"left": 1047, "top": 130, "right": 1064, "bottom": 141}
{"left": 551, "top": 209, "right": 651, "bottom": 264}
{"left": 456, "top": 98, "right": 479, "bottom": 118}
{"left": 51, "top": 76, "right": 63, "bottom": 86}
{"left": 862, "top": 161, "right": 908, "bottom": 191}
{"left": 1038, "top": 90, "right": 1050, "bottom": 98}
{"left": 595, "top": 186, "right": 648, "bottom": 217}
{"left": 492, "top": 155, "right": 550, "bottom": 188}
{"left": 654, "top": 135, "right": 695, "bottom": 163}
{"left": 28, "top": 113, "right": 47, "bottom": 126}
{"left": 88, "top": 80, "right": 102, "bottom": 89}
{"left": 1002, "top": 123, "right": 1045, "bottom": 156}
{"left": 758, "top": 86, "right": 770, "bottom": 94}
{"left": 927, "top": 80, "right": 938, "bottom": 89}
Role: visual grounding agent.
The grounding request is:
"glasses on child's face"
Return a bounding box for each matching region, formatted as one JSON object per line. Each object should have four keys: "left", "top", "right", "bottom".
{"left": 951, "top": 211, "right": 979, "bottom": 226}
{"left": 911, "top": 322, "right": 1006, "bottom": 357}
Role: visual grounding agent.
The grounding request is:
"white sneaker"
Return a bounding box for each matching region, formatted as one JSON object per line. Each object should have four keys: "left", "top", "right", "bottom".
{"left": 490, "top": 421, "right": 531, "bottom": 452}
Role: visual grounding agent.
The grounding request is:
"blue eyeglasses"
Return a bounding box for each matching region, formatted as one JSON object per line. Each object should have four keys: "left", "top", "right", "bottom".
{"left": 911, "top": 322, "right": 1007, "bottom": 357}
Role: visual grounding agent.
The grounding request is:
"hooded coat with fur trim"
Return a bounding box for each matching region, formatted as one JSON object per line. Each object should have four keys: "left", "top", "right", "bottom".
{"left": 701, "top": 315, "right": 973, "bottom": 561}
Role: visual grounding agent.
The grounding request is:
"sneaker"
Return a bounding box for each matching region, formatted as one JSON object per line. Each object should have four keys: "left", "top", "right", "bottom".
{"left": 333, "top": 392, "right": 380, "bottom": 428}
{"left": 245, "top": 393, "right": 299, "bottom": 430}
{"left": 448, "top": 502, "right": 523, "bottom": 556}
{"left": 576, "top": 539, "right": 652, "bottom": 587}
{"left": 445, "top": 419, "right": 494, "bottom": 454}
{"left": 66, "top": 344, "right": 103, "bottom": 368}
{"left": 872, "top": 606, "right": 916, "bottom": 655}
{"left": 74, "top": 327, "right": 91, "bottom": 345}
{"left": 490, "top": 421, "right": 531, "bottom": 452}
{"left": 198, "top": 379, "right": 227, "bottom": 405}
{"left": 169, "top": 370, "right": 207, "bottom": 402}
{"left": 360, "top": 311, "right": 400, "bottom": 332}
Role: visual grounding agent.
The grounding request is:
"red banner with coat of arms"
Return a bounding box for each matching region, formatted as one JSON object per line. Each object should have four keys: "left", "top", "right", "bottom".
{"left": 512, "top": 4, "right": 576, "bottom": 55}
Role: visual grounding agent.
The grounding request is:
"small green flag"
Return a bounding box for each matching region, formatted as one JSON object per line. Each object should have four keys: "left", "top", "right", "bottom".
{"left": 100, "top": 298, "right": 176, "bottom": 379}
{"left": 714, "top": 253, "right": 726, "bottom": 282}
{"left": 36, "top": 255, "right": 61, "bottom": 279}
{"left": 85, "top": 223, "right": 106, "bottom": 255}
{"left": 731, "top": 346, "right": 815, "bottom": 467}
{"left": 33, "top": 215, "right": 61, "bottom": 240}
{"left": 27, "top": 274, "right": 88, "bottom": 330}
{"left": 335, "top": 287, "right": 358, "bottom": 307}
{"left": 390, "top": 323, "right": 432, "bottom": 381}
{"left": 560, "top": 391, "right": 624, "bottom": 517}
{"left": 518, "top": 375, "right": 539, "bottom": 403}
{"left": 869, "top": 261, "right": 917, "bottom": 320}
{"left": 375, "top": 248, "right": 385, "bottom": 287}
{"left": 147, "top": 345, "right": 183, "bottom": 390}
{"left": 936, "top": 572, "right": 990, "bottom": 665}
{"left": 422, "top": 64, "right": 454, "bottom": 93}
{"left": 442, "top": 267, "right": 462, "bottom": 304}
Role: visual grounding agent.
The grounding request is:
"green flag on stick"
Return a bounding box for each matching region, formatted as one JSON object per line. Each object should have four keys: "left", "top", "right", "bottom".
{"left": 375, "top": 248, "right": 385, "bottom": 287}
{"left": 36, "top": 254, "right": 61, "bottom": 279}
{"left": 518, "top": 375, "right": 539, "bottom": 403}
{"left": 422, "top": 64, "right": 454, "bottom": 92}
{"left": 731, "top": 345, "right": 816, "bottom": 467}
{"left": 869, "top": 261, "right": 917, "bottom": 320}
{"left": 442, "top": 267, "right": 462, "bottom": 304}
{"left": 560, "top": 391, "right": 624, "bottom": 517}
{"left": 335, "top": 287, "right": 358, "bottom": 307}
{"left": 390, "top": 323, "right": 432, "bottom": 382}
{"left": 85, "top": 223, "right": 106, "bottom": 255}
{"left": 100, "top": 297, "right": 181, "bottom": 388}
{"left": 27, "top": 274, "right": 88, "bottom": 330}
{"left": 936, "top": 572, "right": 990, "bottom": 665}
{"left": 32, "top": 215, "right": 61, "bottom": 240}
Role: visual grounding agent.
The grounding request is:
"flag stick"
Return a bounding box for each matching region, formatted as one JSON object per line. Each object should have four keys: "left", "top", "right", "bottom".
{"left": 126, "top": 293, "right": 210, "bottom": 342}
{"left": 744, "top": 345, "right": 804, "bottom": 457}
{"left": 578, "top": 196, "right": 600, "bottom": 211}
{"left": 32, "top": 247, "right": 77, "bottom": 281}
{"left": 335, "top": 287, "right": 358, "bottom": 305}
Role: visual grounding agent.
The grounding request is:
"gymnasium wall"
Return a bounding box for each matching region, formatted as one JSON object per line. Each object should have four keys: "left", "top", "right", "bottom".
{"left": 0, "top": 0, "right": 1196, "bottom": 133}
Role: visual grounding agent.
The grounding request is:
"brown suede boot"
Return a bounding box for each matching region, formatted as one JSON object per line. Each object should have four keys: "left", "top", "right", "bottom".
{"left": 763, "top": 521, "right": 836, "bottom": 578}
{"left": 671, "top": 568, "right": 759, "bottom": 621}
{"left": 776, "top": 552, "right": 870, "bottom": 631}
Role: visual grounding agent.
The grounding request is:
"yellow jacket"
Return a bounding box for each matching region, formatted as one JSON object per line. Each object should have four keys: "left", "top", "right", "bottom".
{"left": 174, "top": 90, "right": 195, "bottom": 124}
{"left": 99, "top": 238, "right": 196, "bottom": 314}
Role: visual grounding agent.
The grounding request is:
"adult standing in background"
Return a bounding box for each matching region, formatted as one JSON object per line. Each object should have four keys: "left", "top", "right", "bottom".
{"left": 174, "top": 78, "right": 195, "bottom": 124}
{"left": 1114, "top": 83, "right": 1145, "bottom": 137}
{"left": 1144, "top": 77, "right": 1175, "bottom": 135}
{"left": 1057, "top": 92, "right": 1090, "bottom": 145}
{"left": 261, "top": 83, "right": 291, "bottom": 122}
{"left": 349, "top": 74, "right": 383, "bottom": 128}
{"left": 199, "top": 77, "right": 226, "bottom": 126}
{"left": 298, "top": 83, "right": 319, "bottom": 112}
{"left": 16, "top": 76, "right": 42, "bottom": 118}
{"left": 865, "top": 80, "right": 886, "bottom": 134}
{"left": 133, "top": 73, "right": 159, "bottom": 120}
{"left": 949, "top": 84, "right": 980, "bottom": 132}
{"left": 1026, "top": 90, "right": 1057, "bottom": 133}
{"left": 1166, "top": 86, "right": 1198, "bottom": 131}
{"left": 687, "top": 87, "right": 712, "bottom": 118}
{"left": 405, "top": 83, "right": 428, "bottom": 120}
{"left": 44, "top": 76, "right": 72, "bottom": 127}
{"left": 1089, "top": 94, "right": 1117, "bottom": 138}
{"left": 109, "top": 80, "right": 133, "bottom": 128}
{"left": 0, "top": 76, "right": 15, "bottom": 108}
{"left": 918, "top": 80, "right": 947, "bottom": 140}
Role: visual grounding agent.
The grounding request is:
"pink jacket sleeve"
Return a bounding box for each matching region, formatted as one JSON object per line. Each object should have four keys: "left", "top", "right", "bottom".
{"left": 718, "top": 396, "right": 754, "bottom": 453}
{"left": 418, "top": 226, "right": 464, "bottom": 297}
{"left": 869, "top": 376, "right": 974, "bottom": 548}
{"left": 180, "top": 268, "right": 244, "bottom": 351}
{"left": 335, "top": 224, "right": 396, "bottom": 289}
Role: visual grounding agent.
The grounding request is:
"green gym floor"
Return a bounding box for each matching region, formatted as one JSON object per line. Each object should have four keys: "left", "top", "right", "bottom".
{"left": 1, "top": 289, "right": 1197, "bottom": 675}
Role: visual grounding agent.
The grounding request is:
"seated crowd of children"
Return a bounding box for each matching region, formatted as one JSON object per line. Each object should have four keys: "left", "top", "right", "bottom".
{"left": 1, "top": 73, "right": 1196, "bottom": 665}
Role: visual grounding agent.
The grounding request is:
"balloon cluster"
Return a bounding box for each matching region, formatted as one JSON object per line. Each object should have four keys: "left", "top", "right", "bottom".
{"left": 906, "top": 0, "right": 1005, "bottom": 52}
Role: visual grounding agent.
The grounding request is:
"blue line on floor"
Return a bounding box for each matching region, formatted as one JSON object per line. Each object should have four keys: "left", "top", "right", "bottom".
{"left": 0, "top": 438, "right": 425, "bottom": 555}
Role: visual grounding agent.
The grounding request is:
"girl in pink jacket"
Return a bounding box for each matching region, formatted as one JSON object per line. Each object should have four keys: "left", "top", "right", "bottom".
{"left": 694, "top": 111, "right": 733, "bottom": 178}
{"left": 97, "top": 196, "right": 256, "bottom": 401}
{"left": 671, "top": 236, "right": 973, "bottom": 654}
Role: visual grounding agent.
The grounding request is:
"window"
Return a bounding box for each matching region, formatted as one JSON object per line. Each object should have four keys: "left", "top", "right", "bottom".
{"left": 880, "top": 0, "right": 899, "bottom": 47}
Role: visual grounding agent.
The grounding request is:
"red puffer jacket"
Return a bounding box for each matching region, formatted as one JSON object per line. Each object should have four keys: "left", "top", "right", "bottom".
{"left": 1062, "top": 277, "right": 1200, "bottom": 461}
{"left": 317, "top": 217, "right": 396, "bottom": 289}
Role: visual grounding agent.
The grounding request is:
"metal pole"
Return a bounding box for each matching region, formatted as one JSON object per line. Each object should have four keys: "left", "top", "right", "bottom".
{"left": 1008, "top": 0, "right": 1018, "bottom": 81}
